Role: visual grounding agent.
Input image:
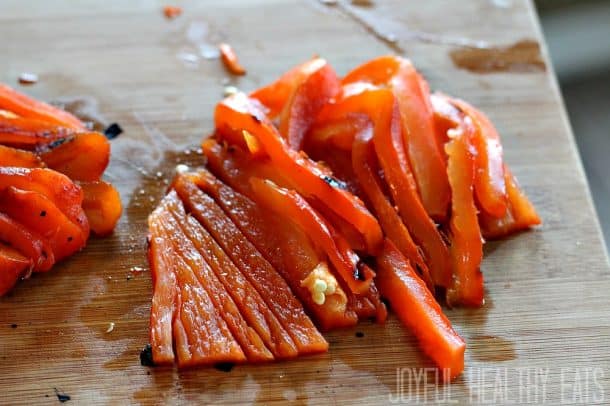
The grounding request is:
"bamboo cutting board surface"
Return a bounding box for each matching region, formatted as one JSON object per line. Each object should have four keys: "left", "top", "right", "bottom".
{"left": 1, "top": 0, "right": 610, "bottom": 404}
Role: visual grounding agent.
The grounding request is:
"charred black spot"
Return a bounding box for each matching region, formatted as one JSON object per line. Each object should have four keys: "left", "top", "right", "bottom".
{"left": 44, "top": 137, "right": 72, "bottom": 151}
{"left": 10, "top": 323, "right": 17, "bottom": 329}
{"left": 104, "top": 123, "right": 123, "bottom": 140}
{"left": 250, "top": 114, "right": 261, "bottom": 124}
{"left": 355, "top": 331, "right": 364, "bottom": 338}
{"left": 54, "top": 388, "right": 71, "bottom": 403}
{"left": 214, "top": 362, "right": 235, "bottom": 372}
{"left": 140, "top": 344, "right": 155, "bottom": 367}
{"left": 40, "top": 210, "right": 46, "bottom": 217}
{"left": 67, "top": 236, "right": 73, "bottom": 242}
{"left": 321, "top": 175, "right": 348, "bottom": 191}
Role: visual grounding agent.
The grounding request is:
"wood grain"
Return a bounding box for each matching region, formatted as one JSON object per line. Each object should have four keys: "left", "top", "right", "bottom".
{"left": 1, "top": 0, "right": 609, "bottom": 404}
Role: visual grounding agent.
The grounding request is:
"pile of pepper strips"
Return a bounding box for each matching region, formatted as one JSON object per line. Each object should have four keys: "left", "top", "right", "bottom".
{"left": 0, "top": 84, "right": 122, "bottom": 295}
{"left": 148, "top": 56, "right": 540, "bottom": 379}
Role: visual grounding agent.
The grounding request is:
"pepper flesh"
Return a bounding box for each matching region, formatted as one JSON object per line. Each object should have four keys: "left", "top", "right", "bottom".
{"left": 214, "top": 92, "right": 382, "bottom": 254}
{"left": 79, "top": 181, "right": 123, "bottom": 236}
{"left": 188, "top": 169, "right": 358, "bottom": 331}
{"left": 219, "top": 43, "right": 246, "bottom": 76}
{"left": 173, "top": 175, "right": 328, "bottom": 355}
{"left": 39, "top": 132, "right": 110, "bottom": 182}
{"left": 444, "top": 118, "right": 485, "bottom": 307}
{"left": 0, "top": 84, "right": 85, "bottom": 129}
{"left": 0, "top": 145, "right": 44, "bottom": 168}
{"left": 375, "top": 240, "right": 466, "bottom": 381}
{"left": 0, "top": 242, "right": 31, "bottom": 296}
{"left": 155, "top": 192, "right": 265, "bottom": 364}
{"left": 342, "top": 56, "right": 451, "bottom": 221}
{"left": 0, "top": 115, "right": 74, "bottom": 149}
{"left": 352, "top": 128, "right": 434, "bottom": 292}
{"left": 0, "top": 212, "right": 54, "bottom": 272}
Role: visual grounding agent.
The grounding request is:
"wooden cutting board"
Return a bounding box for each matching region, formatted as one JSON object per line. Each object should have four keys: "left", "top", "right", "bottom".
{"left": 2, "top": 0, "right": 609, "bottom": 404}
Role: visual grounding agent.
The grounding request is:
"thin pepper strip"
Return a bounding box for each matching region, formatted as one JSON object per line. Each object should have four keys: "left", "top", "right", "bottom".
{"left": 39, "top": 132, "right": 110, "bottom": 182}
{"left": 479, "top": 165, "right": 541, "bottom": 239}
{"left": 0, "top": 84, "right": 85, "bottom": 129}
{"left": 189, "top": 169, "right": 357, "bottom": 331}
{"left": 0, "top": 212, "right": 54, "bottom": 272}
{"left": 444, "top": 116, "right": 485, "bottom": 307}
{"left": 352, "top": 127, "right": 434, "bottom": 292}
{"left": 250, "top": 177, "right": 375, "bottom": 295}
{"left": 173, "top": 175, "right": 328, "bottom": 355}
{"left": 0, "top": 115, "right": 74, "bottom": 149}
{"left": 214, "top": 92, "right": 383, "bottom": 254}
{"left": 252, "top": 58, "right": 328, "bottom": 119}
{"left": 0, "top": 243, "right": 31, "bottom": 296}
{"left": 277, "top": 59, "right": 340, "bottom": 150}
{"left": 0, "top": 145, "right": 44, "bottom": 168}
{"left": 0, "top": 187, "right": 87, "bottom": 262}
{"left": 375, "top": 240, "right": 466, "bottom": 381}
{"left": 0, "top": 167, "right": 89, "bottom": 238}
{"left": 154, "top": 194, "right": 248, "bottom": 367}
{"left": 174, "top": 198, "right": 299, "bottom": 360}
{"left": 342, "top": 56, "right": 451, "bottom": 221}
{"left": 202, "top": 141, "right": 381, "bottom": 324}
{"left": 435, "top": 94, "right": 507, "bottom": 218}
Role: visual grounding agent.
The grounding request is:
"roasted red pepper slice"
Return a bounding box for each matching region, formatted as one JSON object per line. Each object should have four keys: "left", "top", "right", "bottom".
{"left": 343, "top": 56, "right": 451, "bottom": 221}
{"left": 219, "top": 43, "right": 246, "bottom": 76}
{"left": 154, "top": 193, "right": 261, "bottom": 365}
{"left": 39, "top": 132, "right": 110, "bottom": 181}
{"left": 0, "top": 115, "right": 74, "bottom": 149}
{"left": 0, "top": 212, "right": 54, "bottom": 272}
{"left": 0, "top": 242, "right": 31, "bottom": 296}
{"left": 479, "top": 165, "right": 541, "bottom": 239}
{"left": 78, "top": 181, "right": 122, "bottom": 236}
{"left": 376, "top": 240, "right": 466, "bottom": 381}
{"left": 352, "top": 128, "right": 434, "bottom": 292}
{"left": 174, "top": 175, "right": 328, "bottom": 355}
{"left": 0, "top": 84, "right": 85, "bottom": 130}
{"left": 275, "top": 59, "right": 340, "bottom": 150}
{"left": 0, "top": 145, "right": 44, "bottom": 168}
{"left": 0, "top": 187, "right": 87, "bottom": 262}
{"left": 435, "top": 94, "right": 507, "bottom": 218}
{"left": 190, "top": 169, "right": 358, "bottom": 331}
{"left": 250, "top": 177, "right": 375, "bottom": 295}
{"left": 444, "top": 115, "right": 485, "bottom": 307}
{"left": 214, "top": 92, "right": 382, "bottom": 254}
{"left": 0, "top": 167, "right": 89, "bottom": 237}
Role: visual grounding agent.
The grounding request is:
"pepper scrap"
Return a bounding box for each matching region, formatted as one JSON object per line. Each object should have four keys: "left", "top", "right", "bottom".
{"left": 219, "top": 43, "right": 246, "bottom": 76}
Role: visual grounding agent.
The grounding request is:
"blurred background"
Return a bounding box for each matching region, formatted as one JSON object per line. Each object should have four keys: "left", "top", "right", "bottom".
{"left": 536, "top": 0, "right": 610, "bottom": 252}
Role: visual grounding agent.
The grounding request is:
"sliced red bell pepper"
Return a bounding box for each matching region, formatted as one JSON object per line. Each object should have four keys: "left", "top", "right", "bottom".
{"left": 440, "top": 95, "right": 507, "bottom": 218}
{"left": 444, "top": 116, "right": 485, "bottom": 307}
{"left": 154, "top": 193, "right": 258, "bottom": 365}
{"left": 479, "top": 165, "right": 541, "bottom": 239}
{"left": 0, "top": 115, "right": 74, "bottom": 149}
{"left": 343, "top": 56, "right": 451, "bottom": 221}
{"left": 375, "top": 240, "right": 466, "bottom": 381}
{"left": 307, "top": 112, "right": 370, "bottom": 152}
{"left": 213, "top": 92, "right": 383, "bottom": 254}
{"left": 0, "top": 145, "right": 44, "bottom": 168}
{"left": 276, "top": 59, "right": 339, "bottom": 150}
{"left": 250, "top": 177, "right": 375, "bottom": 295}
{"left": 0, "top": 187, "right": 87, "bottom": 262}
{"left": 173, "top": 175, "right": 328, "bottom": 356}
{"left": 202, "top": 141, "right": 382, "bottom": 325}
{"left": 78, "top": 181, "right": 122, "bottom": 236}
{"left": 352, "top": 128, "right": 434, "bottom": 292}
{"left": 252, "top": 58, "right": 329, "bottom": 119}
{"left": 190, "top": 169, "right": 358, "bottom": 331}
{"left": 0, "top": 212, "right": 55, "bottom": 272}
{"left": 0, "top": 84, "right": 85, "bottom": 130}
{"left": 39, "top": 132, "right": 110, "bottom": 182}
{"left": 0, "top": 167, "right": 89, "bottom": 238}
{"left": 173, "top": 194, "right": 299, "bottom": 360}
{"left": 327, "top": 87, "right": 451, "bottom": 288}
{"left": 0, "top": 242, "right": 31, "bottom": 296}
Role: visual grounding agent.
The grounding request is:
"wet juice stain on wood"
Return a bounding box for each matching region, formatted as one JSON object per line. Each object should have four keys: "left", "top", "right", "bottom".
{"left": 469, "top": 335, "right": 516, "bottom": 362}
{"left": 450, "top": 40, "right": 546, "bottom": 73}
